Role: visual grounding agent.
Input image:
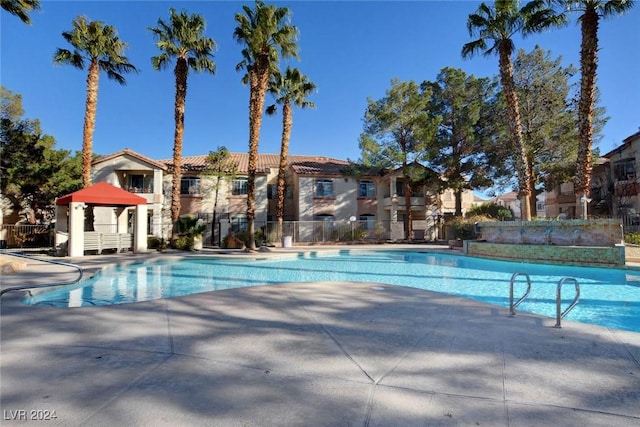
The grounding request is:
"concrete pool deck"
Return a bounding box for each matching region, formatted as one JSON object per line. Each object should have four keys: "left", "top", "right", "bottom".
{"left": 1, "top": 246, "right": 639, "bottom": 426}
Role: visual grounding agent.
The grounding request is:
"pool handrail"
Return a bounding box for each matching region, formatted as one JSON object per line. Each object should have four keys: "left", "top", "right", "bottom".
{"left": 509, "top": 272, "right": 532, "bottom": 316}
{"left": 554, "top": 277, "right": 580, "bottom": 328}
{"left": 0, "top": 251, "right": 83, "bottom": 297}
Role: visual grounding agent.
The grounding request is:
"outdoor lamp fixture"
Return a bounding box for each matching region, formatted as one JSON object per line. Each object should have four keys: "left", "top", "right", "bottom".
{"left": 580, "top": 196, "right": 592, "bottom": 220}
{"left": 350, "top": 216, "right": 357, "bottom": 240}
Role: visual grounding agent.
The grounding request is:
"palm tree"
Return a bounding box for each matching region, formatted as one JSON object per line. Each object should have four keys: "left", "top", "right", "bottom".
{"left": 149, "top": 9, "right": 216, "bottom": 243}
{"left": 462, "top": 0, "right": 564, "bottom": 220}
{"left": 2, "top": 0, "right": 40, "bottom": 24}
{"left": 54, "top": 16, "right": 137, "bottom": 188}
{"left": 233, "top": 0, "right": 298, "bottom": 251}
{"left": 554, "top": 0, "right": 635, "bottom": 219}
{"left": 266, "top": 67, "right": 316, "bottom": 242}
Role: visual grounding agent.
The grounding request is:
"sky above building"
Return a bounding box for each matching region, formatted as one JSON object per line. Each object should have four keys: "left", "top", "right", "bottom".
{"left": 2, "top": 0, "right": 639, "bottom": 167}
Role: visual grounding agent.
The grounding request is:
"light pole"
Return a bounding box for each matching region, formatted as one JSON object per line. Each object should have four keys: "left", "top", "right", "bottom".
{"left": 580, "top": 196, "right": 592, "bottom": 220}
{"left": 428, "top": 209, "right": 440, "bottom": 241}
{"left": 349, "top": 216, "right": 357, "bottom": 241}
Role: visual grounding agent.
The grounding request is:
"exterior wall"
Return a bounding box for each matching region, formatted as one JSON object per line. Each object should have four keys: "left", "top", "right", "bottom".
{"left": 93, "top": 155, "right": 164, "bottom": 237}
{"left": 357, "top": 198, "right": 376, "bottom": 216}
{"left": 465, "top": 241, "right": 625, "bottom": 267}
{"left": 544, "top": 183, "right": 577, "bottom": 219}
{"left": 93, "top": 155, "right": 158, "bottom": 187}
{"left": 255, "top": 175, "right": 269, "bottom": 223}
{"left": 334, "top": 177, "right": 357, "bottom": 220}
{"left": 294, "top": 176, "right": 361, "bottom": 221}
{"left": 297, "top": 177, "right": 325, "bottom": 221}
{"left": 477, "top": 219, "right": 623, "bottom": 246}
{"left": 608, "top": 134, "right": 640, "bottom": 214}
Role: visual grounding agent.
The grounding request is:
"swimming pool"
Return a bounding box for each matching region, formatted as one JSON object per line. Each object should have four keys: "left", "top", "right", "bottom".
{"left": 23, "top": 250, "right": 640, "bottom": 333}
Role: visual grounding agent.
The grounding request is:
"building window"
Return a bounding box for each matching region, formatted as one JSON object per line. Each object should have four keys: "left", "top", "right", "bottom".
{"left": 359, "top": 214, "right": 376, "bottom": 230}
{"left": 127, "top": 174, "right": 153, "bottom": 193}
{"left": 559, "top": 182, "right": 574, "bottom": 196}
{"left": 232, "top": 178, "right": 248, "bottom": 196}
{"left": 267, "top": 184, "right": 276, "bottom": 199}
{"left": 614, "top": 158, "right": 636, "bottom": 181}
{"left": 267, "top": 183, "right": 292, "bottom": 199}
{"left": 180, "top": 176, "right": 201, "bottom": 195}
{"left": 315, "top": 179, "right": 334, "bottom": 197}
{"left": 359, "top": 180, "right": 375, "bottom": 198}
{"left": 314, "top": 214, "right": 334, "bottom": 225}
{"left": 230, "top": 214, "right": 247, "bottom": 233}
{"left": 536, "top": 201, "right": 545, "bottom": 212}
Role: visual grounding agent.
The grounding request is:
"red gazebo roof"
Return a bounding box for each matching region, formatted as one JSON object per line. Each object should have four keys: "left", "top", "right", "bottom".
{"left": 56, "top": 182, "right": 147, "bottom": 206}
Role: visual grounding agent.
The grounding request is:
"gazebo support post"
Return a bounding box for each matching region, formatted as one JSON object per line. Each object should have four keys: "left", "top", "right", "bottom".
{"left": 134, "top": 204, "right": 148, "bottom": 253}
{"left": 68, "top": 202, "right": 86, "bottom": 257}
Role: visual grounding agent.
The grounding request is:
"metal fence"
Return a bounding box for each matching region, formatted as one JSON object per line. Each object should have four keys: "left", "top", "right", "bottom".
{"left": 619, "top": 214, "right": 640, "bottom": 234}
{"left": 260, "top": 220, "right": 392, "bottom": 245}
{"left": 0, "top": 224, "right": 55, "bottom": 252}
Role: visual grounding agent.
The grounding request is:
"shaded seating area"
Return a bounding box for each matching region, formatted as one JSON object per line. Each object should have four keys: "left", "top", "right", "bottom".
{"left": 83, "top": 231, "right": 134, "bottom": 254}
{"left": 54, "top": 182, "right": 148, "bottom": 257}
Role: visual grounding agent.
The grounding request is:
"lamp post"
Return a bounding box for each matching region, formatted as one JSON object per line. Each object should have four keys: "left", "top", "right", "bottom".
{"left": 580, "top": 196, "right": 592, "bottom": 220}
{"left": 349, "top": 216, "right": 357, "bottom": 241}
{"left": 428, "top": 209, "right": 440, "bottom": 241}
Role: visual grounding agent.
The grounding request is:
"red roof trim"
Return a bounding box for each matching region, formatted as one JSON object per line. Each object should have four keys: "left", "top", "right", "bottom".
{"left": 56, "top": 182, "right": 147, "bottom": 206}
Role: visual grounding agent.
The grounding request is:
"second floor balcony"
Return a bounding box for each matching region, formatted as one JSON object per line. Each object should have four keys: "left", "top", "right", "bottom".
{"left": 383, "top": 194, "right": 426, "bottom": 210}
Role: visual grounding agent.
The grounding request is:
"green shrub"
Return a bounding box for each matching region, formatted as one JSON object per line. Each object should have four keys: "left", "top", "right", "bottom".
{"left": 330, "top": 223, "right": 352, "bottom": 241}
{"left": 624, "top": 232, "right": 640, "bottom": 245}
{"left": 147, "top": 236, "right": 167, "bottom": 251}
{"left": 466, "top": 202, "right": 514, "bottom": 220}
{"left": 177, "top": 214, "right": 206, "bottom": 237}
{"left": 228, "top": 228, "right": 265, "bottom": 247}
{"left": 354, "top": 228, "right": 368, "bottom": 241}
{"left": 450, "top": 215, "right": 494, "bottom": 240}
{"left": 174, "top": 235, "right": 193, "bottom": 251}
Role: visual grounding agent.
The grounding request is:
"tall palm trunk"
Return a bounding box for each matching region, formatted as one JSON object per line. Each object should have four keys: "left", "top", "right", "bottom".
{"left": 82, "top": 59, "right": 100, "bottom": 232}
{"left": 82, "top": 59, "right": 100, "bottom": 188}
{"left": 576, "top": 5, "right": 598, "bottom": 218}
{"left": 171, "top": 57, "right": 188, "bottom": 242}
{"left": 246, "top": 64, "right": 270, "bottom": 251}
{"left": 498, "top": 43, "right": 532, "bottom": 221}
{"left": 276, "top": 101, "right": 292, "bottom": 241}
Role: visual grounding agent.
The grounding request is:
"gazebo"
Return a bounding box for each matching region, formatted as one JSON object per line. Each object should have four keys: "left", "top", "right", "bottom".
{"left": 55, "top": 182, "right": 148, "bottom": 257}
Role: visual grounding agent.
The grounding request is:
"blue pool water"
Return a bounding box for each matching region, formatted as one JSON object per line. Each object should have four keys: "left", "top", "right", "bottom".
{"left": 23, "top": 250, "right": 640, "bottom": 333}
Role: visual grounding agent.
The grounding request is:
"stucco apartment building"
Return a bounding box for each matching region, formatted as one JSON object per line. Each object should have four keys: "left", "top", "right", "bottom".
{"left": 91, "top": 149, "right": 477, "bottom": 244}
{"left": 544, "top": 129, "right": 640, "bottom": 220}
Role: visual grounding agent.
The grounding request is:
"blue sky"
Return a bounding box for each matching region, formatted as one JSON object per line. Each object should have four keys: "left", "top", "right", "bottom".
{"left": 2, "top": 0, "right": 639, "bottom": 166}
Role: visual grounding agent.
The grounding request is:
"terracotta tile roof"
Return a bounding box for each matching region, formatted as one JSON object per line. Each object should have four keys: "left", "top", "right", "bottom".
{"left": 289, "top": 156, "right": 351, "bottom": 176}
{"left": 93, "top": 148, "right": 168, "bottom": 170}
{"left": 162, "top": 153, "right": 352, "bottom": 176}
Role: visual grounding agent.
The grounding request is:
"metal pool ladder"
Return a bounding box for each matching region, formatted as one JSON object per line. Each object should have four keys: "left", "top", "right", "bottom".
{"left": 554, "top": 277, "right": 580, "bottom": 328}
{"left": 509, "top": 272, "right": 531, "bottom": 316}
{"left": 508, "top": 272, "right": 580, "bottom": 328}
{"left": 0, "top": 251, "right": 83, "bottom": 297}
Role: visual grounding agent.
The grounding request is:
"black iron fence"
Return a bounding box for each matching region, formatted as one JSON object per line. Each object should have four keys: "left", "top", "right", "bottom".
{"left": 259, "top": 220, "right": 391, "bottom": 245}
{"left": 0, "top": 224, "right": 54, "bottom": 252}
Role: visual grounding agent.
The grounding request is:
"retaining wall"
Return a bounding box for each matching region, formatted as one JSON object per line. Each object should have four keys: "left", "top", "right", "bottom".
{"left": 465, "top": 219, "right": 626, "bottom": 267}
